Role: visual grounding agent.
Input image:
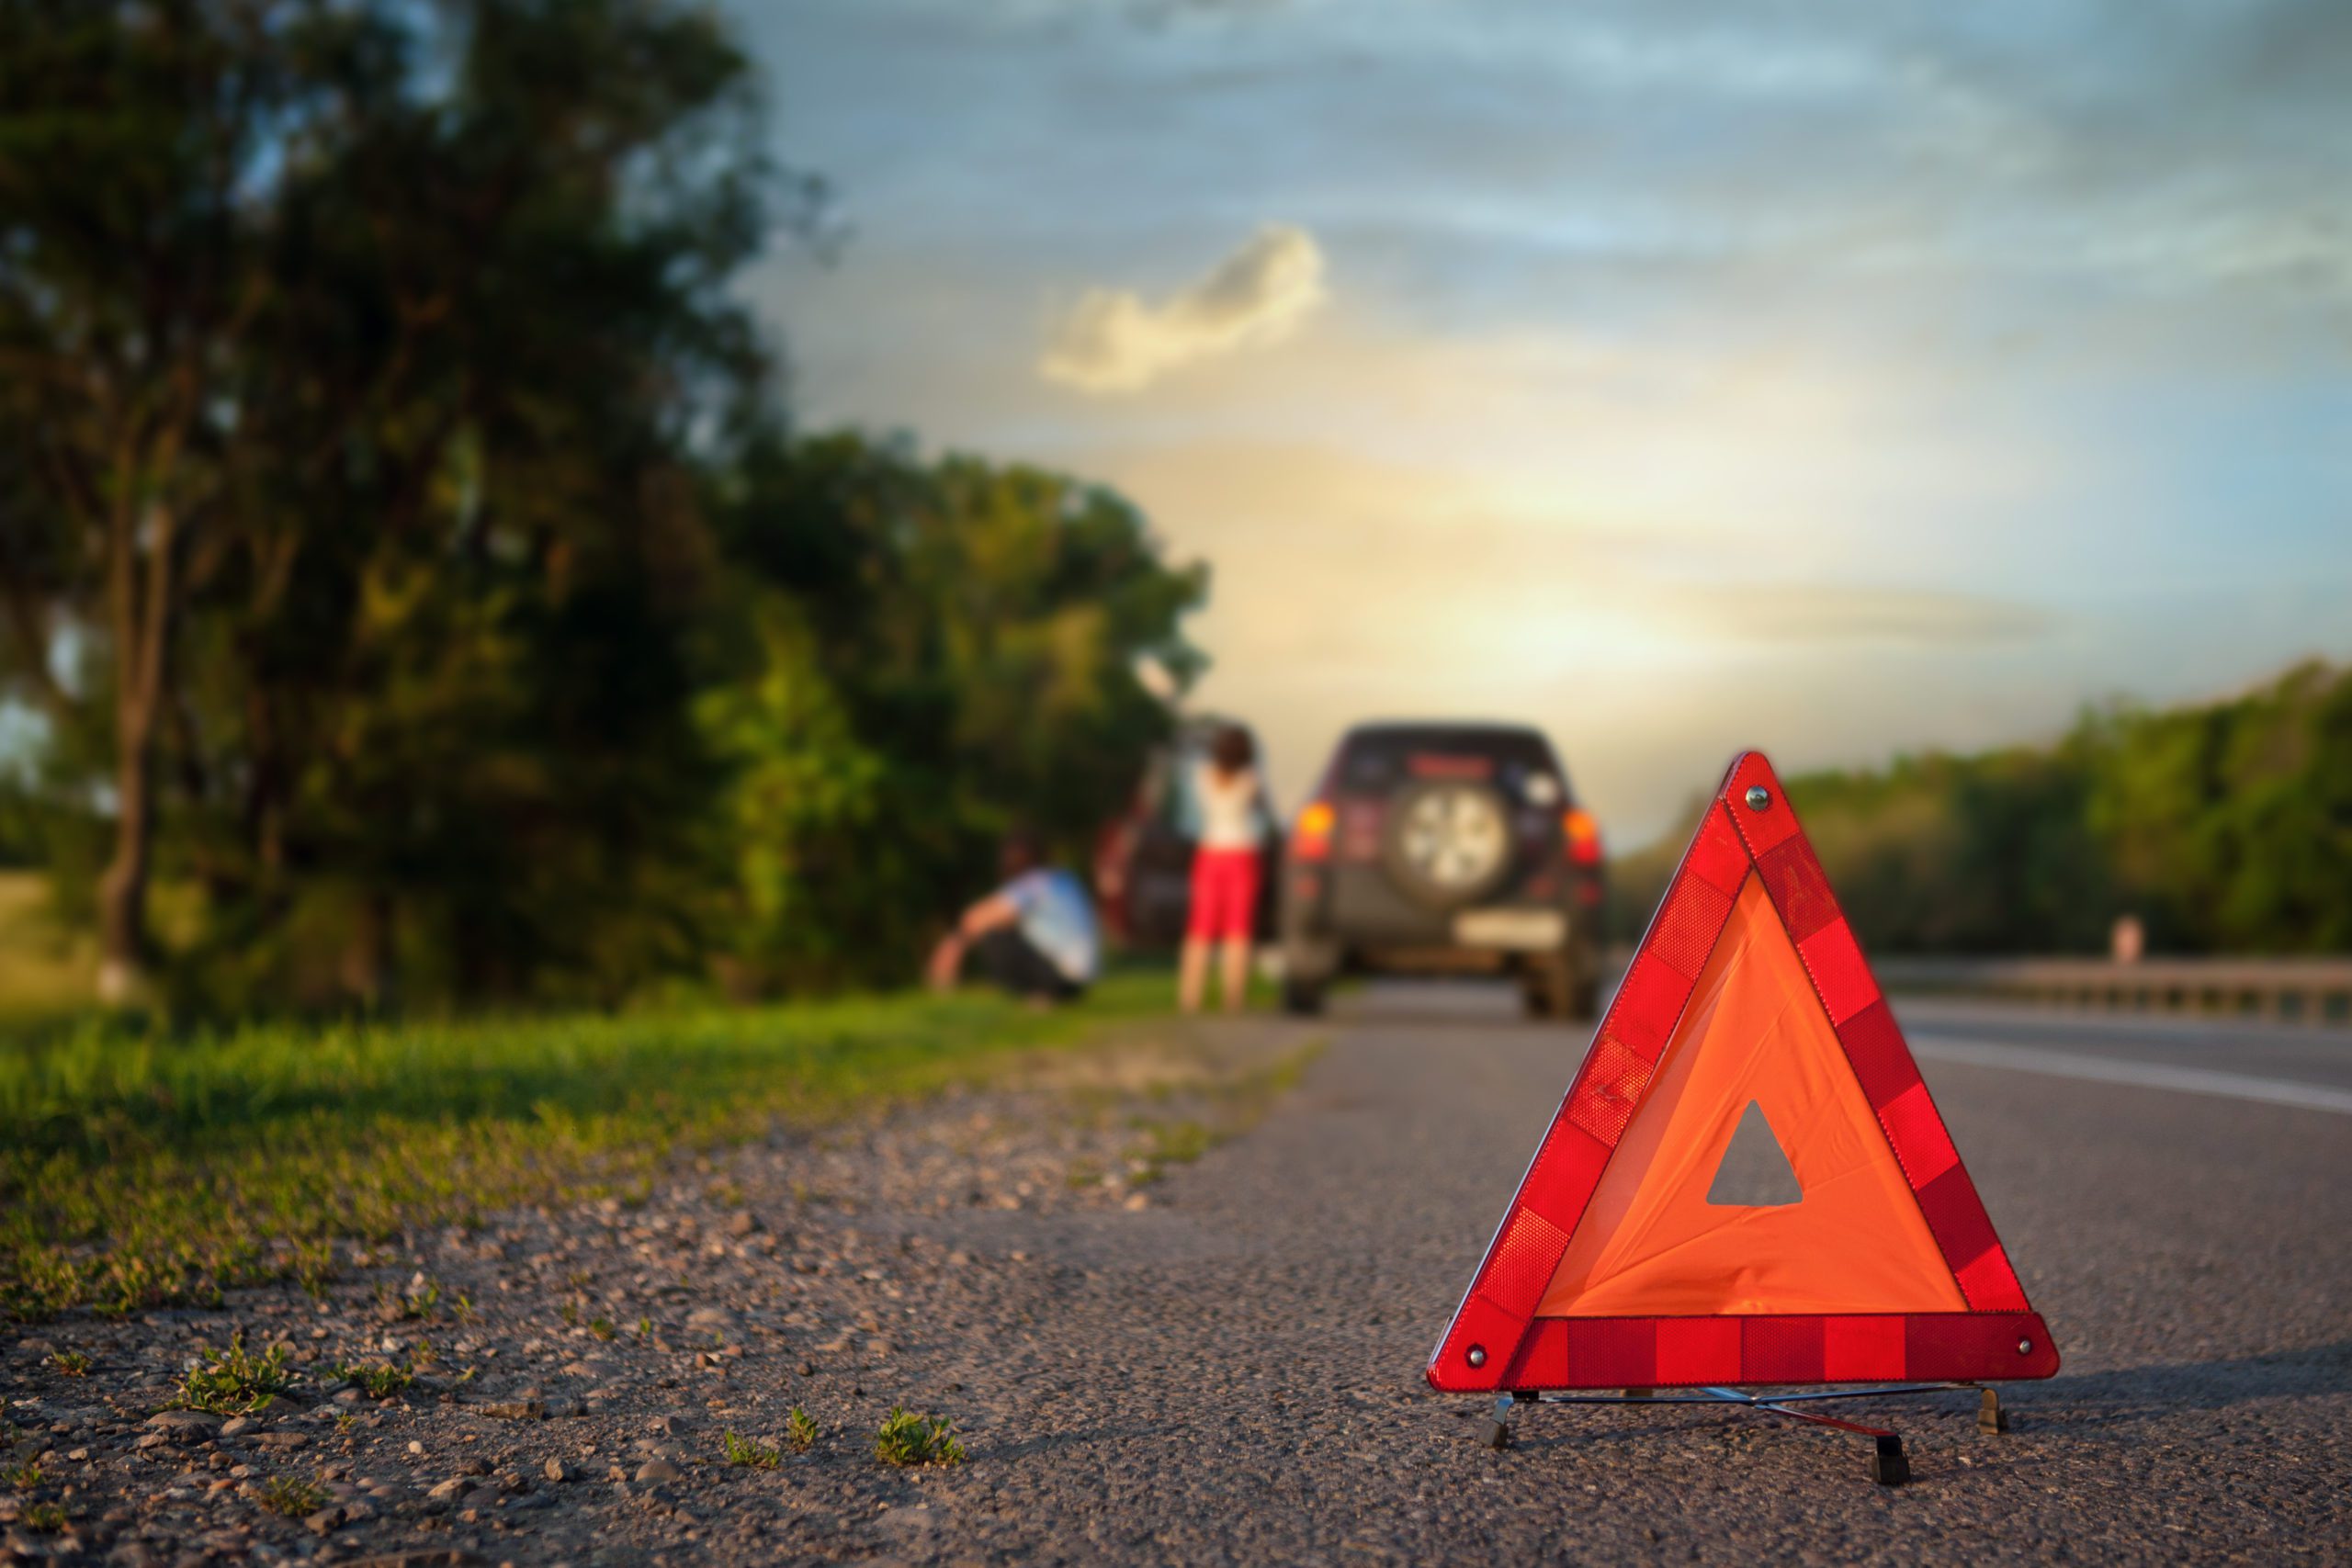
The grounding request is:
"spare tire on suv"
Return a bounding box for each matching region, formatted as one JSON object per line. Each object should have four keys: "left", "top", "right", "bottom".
{"left": 1380, "top": 778, "right": 1512, "bottom": 908}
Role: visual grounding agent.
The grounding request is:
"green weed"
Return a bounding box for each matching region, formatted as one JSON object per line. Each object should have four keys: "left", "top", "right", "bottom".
{"left": 330, "top": 1359, "right": 414, "bottom": 1399}
{"left": 19, "top": 1501, "right": 67, "bottom": 1533}
{"left": 376, "top": 1277, "right": 440, "bottom": 1320}
{"left": 175, "top": 1334, "right": 296, "bottom": 1416}
{"left": 4, "top": 1459, "right": 40, "bottom": 1491}
{"left": 50, "top": 1349, "right": 89, "bottom": 1377}
{"left": 589, "top": 1315, "right": 616, "bottom": 1341}
{"left": 720, "top": 1429, "right": 781, "bottom": 1468}
{"left": 253, "top": 1474, "right": 329, "bottom": 1517}
{"left": 873, "top": 1406, "right": 965, "bottom": 1467}
{"left": 786, "top": 1404, "right": 819, "bottom": 1452}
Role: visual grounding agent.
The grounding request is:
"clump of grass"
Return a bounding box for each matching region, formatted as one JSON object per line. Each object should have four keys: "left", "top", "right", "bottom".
{"left": 175, "top": 1334, "right": 295, "bottom": 1416}
{"left": 291, "top": 1239, "right": 337, "bottom": 1297}
{"left": 873, "top": 1406, "right": 965, "bottom": 1467}
{"left": 786, "top": 1404, "right": 819, "bottom": 1452}
{"left": 329, "top": 1359, "right": 414, "bottom": 1399}
{"left": 589, "top": 1315, "right": 616, "bottom": 1342}
{"left": 1121, "top": 1038, "right": 1328, "bottom": 1186}
{"left": 720, "top": 1429, "right": 781, "bottom": 1469}
{"left": 253, "top": 1474, "right": 328, "bottom": 1517}
{"left": 0, "top": 981, "right": 1167, "bottom": 1321}
{"left": 376, "top": 1276, "right": 440, "bottom": 1321}
{"left": 50, "top": 1349, "right": 90, "bottom": 1377}
{"left": 18, "top": 1501, "right": 67, "bottom": 1533}
{"left": 4, "top": 1458, "right": 41, "bottom": 1491}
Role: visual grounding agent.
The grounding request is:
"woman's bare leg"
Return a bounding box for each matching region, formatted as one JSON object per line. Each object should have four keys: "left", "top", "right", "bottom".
{"left": 1219, "top": 938, "right": 1251, "bottom": 1013}
{"left": 1179, "top": 936, "right": 1210, "bottom": 1014}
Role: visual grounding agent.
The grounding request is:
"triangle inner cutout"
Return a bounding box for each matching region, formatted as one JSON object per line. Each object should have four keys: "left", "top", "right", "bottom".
{"left": 1425, "top": 750, "right": 2060, "bottom": 1393}
{"left": 1706, "top": 1100, "right": 1802, "bottom": 1208}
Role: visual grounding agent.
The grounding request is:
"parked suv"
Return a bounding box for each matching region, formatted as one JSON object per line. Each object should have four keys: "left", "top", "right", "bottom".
{"left": 1093, "top": 716, "right": 1281, "bottom": 949}
{"left": 1279, "top": 722, "right": 1604, "bottom": 1020}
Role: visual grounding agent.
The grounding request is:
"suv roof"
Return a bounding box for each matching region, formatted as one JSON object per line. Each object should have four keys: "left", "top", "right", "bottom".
{"left": 1340, "top": 720, "right": 1551, "bottom": 747}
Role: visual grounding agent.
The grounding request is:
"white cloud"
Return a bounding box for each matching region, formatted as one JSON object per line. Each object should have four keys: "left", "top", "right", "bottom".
{"left": 1039, "top": 224, "right": 1327, "bottom": 392}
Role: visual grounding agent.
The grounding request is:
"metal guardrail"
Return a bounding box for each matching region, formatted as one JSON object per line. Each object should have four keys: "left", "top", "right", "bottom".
{"left": 1871, "top": 956, "right": 2352, "bottom": 1026}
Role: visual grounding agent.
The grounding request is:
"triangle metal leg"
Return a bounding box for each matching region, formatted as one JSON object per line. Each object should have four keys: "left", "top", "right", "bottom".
{"left": 1479, "top": 1382, "right": 2002, "bottom": 1485}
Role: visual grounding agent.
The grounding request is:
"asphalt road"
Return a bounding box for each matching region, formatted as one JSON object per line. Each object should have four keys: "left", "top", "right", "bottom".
{"left": 918, "top": 982, "right": 2350, "bottom": 1564}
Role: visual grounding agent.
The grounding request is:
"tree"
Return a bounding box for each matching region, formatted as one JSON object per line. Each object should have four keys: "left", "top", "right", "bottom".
{"left": 701, "top": 433, "right": 1207, "bottom": 992}
{"left": 0, "top": 0, "right": 775, "bottom": 1005}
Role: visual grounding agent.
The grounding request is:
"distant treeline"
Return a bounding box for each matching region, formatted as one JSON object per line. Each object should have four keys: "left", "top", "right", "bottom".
{"left": 1611, "top": 660, "right": 2352, "bottom": 956}
{"left": 0, "top": 1, "right": 1200, "bottom": 1012}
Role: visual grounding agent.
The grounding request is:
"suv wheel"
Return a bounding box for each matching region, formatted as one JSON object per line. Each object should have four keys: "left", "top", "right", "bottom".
{"left": 1381, "top": 779, "right": 1512, "bottom": 908}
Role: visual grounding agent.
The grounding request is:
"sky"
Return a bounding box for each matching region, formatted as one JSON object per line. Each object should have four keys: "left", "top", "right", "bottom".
{"left": 737, "top": 0, "right": 2352, "bottom": 842}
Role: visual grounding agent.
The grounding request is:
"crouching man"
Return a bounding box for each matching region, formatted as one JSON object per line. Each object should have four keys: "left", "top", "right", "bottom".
{"left": 925, "top": 830, "right": 1099, "bottom": 1003}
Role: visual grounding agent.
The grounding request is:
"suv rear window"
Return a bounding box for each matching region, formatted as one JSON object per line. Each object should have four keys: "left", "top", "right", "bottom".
{"left": 1332, "top": 726, "right": 1566, "bottom": 801}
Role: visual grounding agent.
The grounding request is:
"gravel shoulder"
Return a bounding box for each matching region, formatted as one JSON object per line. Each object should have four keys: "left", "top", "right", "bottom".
{"left": 1, "top": 1020, "right": 1322, "bottom": 1565}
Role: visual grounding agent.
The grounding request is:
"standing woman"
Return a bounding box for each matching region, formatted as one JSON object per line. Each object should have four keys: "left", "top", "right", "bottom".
{"left": 1180, "top": 725, "right": 1267, "bottom": 1014}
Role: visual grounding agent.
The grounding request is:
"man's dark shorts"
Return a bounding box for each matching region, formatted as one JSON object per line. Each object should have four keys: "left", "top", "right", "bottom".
{"left": 968, "top": 926, "right": 1085, "bottom": 1003}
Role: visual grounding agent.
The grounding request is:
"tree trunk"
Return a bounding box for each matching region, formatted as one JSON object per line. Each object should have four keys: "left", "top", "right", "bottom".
{"left": 96, "top": 486, "right": 180, "bottom": 1007}
{"left": 96, "top": 727, "right": 155, "bottom": 1006}
{"left": 339, "top": 891, "right": 396, "bottom": 1010}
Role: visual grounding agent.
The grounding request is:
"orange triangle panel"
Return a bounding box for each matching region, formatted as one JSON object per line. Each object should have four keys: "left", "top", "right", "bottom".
{"left": 1426, "top": 751, "right": 2060, "bottom": 1392}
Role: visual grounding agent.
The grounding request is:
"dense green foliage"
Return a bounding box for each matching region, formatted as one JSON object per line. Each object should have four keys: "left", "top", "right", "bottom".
{"left": 0, "top": 973, "right": 1173, "bottom": 1318}
{"left": 696, "top": 434, "right": 1203, "bottom": 995}
{"left": 1611, "top": 660, "right": 2352, "bottom": 954}
{"left": 0, "top": 1, "right": 1200, "bottom": 1011}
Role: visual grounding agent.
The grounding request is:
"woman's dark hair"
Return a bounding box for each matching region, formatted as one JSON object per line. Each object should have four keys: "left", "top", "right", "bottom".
{"left": 1209, "top": 724, "right": 1255, "bottom": 776}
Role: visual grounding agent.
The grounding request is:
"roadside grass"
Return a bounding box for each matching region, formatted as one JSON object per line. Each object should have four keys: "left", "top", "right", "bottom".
{"left": 0, "top": 975, "right": 1174, "bottom": 1320}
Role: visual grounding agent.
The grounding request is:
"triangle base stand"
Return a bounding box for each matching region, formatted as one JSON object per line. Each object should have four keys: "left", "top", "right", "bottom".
{"left": 1481, "top": 1382, "right": 2012, "bottom": 1486}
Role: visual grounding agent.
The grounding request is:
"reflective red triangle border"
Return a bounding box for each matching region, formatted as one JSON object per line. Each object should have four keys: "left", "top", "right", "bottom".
{"left": 1426, "top": 751, "right": 2061, "bottom": 1392}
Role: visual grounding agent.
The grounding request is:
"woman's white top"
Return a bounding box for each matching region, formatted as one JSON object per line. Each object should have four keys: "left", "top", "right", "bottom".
{"left": 1193, "top": 763, "right": 1262, "bottom": 852}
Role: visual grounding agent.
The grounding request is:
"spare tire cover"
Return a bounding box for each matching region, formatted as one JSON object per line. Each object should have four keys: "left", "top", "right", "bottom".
{"left": 1382, "top": 780, "right": 1511, "bottom": 907}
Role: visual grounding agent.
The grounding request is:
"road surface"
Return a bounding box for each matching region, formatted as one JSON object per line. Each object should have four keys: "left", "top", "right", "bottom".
{"left": 898, "top": 983, "right": 2349, "bottom": 1563}
{"left": 22, "top": 987, "right": 2344, "bottom": 1563}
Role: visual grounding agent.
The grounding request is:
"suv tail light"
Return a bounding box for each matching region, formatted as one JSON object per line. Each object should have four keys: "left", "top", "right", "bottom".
{"left": 1563, "top": 807, "right": 1602, "bottom": 867}
{"left": 1293, "top": 800, "right": 1335, "bottom": 862}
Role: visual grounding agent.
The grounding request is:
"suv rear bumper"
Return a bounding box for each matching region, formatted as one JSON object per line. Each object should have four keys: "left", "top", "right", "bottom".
{"left": 1282, "top": 863, "right": 1600, "bottom": 981}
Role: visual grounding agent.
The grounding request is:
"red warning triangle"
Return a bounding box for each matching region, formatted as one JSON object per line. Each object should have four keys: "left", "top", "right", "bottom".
{"left": 1427, "top": 751, "right": 2059, "bottom": 1392}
